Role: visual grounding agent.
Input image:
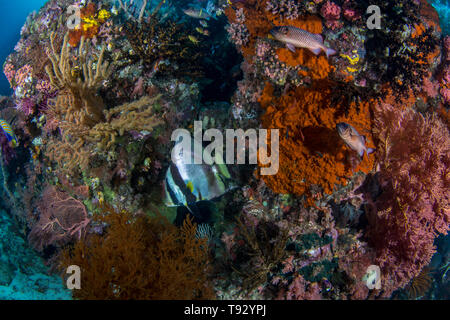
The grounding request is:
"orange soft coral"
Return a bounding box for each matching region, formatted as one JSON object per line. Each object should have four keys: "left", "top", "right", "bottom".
{"left": 225, "top": 4, "right": 333, "bottom": 81}
{"left": 226, "top": 2, "right": 374, "bottom": 201}
{"left": 258, "top": 82, "right": 375, "bottom": 201}
{"left": 68, "top": 3, "right": 110, "bottom": 47}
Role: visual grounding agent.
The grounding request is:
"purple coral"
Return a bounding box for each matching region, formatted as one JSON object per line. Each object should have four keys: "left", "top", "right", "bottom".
{"left": 440, "top": 36, "right": 450, "bottom": 104}
{"left": 342, "top": 0, "right": 361, "bottom": 21}
{"left": 226, "top": 8, "right": 249, "bottom": 47}
{"left": 28, "top": 186, "right": 91, "bottom": 252}
{"left": 17, "top": 97, "right": 36, "bottom": 116}
{"left": 368, "top": 103, "right": 450, "bottom": 297}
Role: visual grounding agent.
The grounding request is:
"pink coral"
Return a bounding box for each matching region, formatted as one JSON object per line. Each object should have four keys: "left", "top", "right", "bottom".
{"left": 320, "top": 1, "right": 343, "bottom": 30}
{"left": 3, "top": 63, "right": 15, "bottom": 87}
{"left": 422, "top": 73, "right": 439, "bottom": 98}
{"left": 17, "top": 97, "right": 36, "bottom": 116}
{"left": 266, "top": 0, "right": 300, "bottom": 20}
{"left": 28, "top": 186, "right": 91, "bottom": 251}
{"left": 368, "top": 103, "right": 450, "bottom": 297}
{"left": 320, "top": 1, "right": 341, "bottom": 20}
{"left": 278, "top": 275, "right": 323, "bottom": 300}
{"left": 14, "top": 64, "right": 33, "bottom": 88}
{"left": 440, "top": 37, "right": 450, "bottom": 103}
{"left": 226, "top": 8, "right": 249, "bottom": 47}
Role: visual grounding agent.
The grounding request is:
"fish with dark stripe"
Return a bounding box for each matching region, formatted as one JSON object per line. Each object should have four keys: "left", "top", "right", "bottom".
{"left": 0, "top": 119, "right": 18, "bottom": 147}
{"left": 164, "top": 137, "right": 235, "bottom": 216}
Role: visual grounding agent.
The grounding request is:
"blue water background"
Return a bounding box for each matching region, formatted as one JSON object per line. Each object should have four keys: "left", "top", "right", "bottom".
{"left": 430, "top": 0, "right": 450, "bottom": 36}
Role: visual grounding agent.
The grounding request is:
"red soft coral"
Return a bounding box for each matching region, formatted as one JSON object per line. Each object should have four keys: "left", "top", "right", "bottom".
{"left": 367, "top": 103, "right": 450, "bottom": 297}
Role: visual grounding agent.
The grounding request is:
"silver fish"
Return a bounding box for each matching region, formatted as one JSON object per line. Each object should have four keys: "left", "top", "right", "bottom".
{"left": 336, "top": 122, "right": 375, "bottom": 158}
{"left": 164, "top": 137, "right": 234, "bottom": 208}
{"left": 270, "top": 26, "right": 337, "bottom": 58}
{"left": 183, "top": 8, "right": 212, "bottom": 19}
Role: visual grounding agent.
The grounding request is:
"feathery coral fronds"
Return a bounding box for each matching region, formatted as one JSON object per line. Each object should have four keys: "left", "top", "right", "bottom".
{"left": 45, "top": 32, "right": 111, "bottom": 126}
{"left": 28, "top": 186, "right": 90, "bottom": 252}
{"left": 368, "top": 103, "right": 450, "bottom": 297}
{"left": 59, "top": 206, "right": 214, "bottom": 299}
{"left": 87, "top": 95, "right": 165, "bottom": 150}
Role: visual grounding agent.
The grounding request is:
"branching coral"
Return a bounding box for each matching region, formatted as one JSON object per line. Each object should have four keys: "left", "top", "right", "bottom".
{"left": 59, "top": 205, "right": 214, "bottom": 300}
{"left": 87, "top": 95, "right": 165, "bottom": 150}
{"left": 231, "top": 214, "right": 290, "bottom": 294}
{"left": 226, "top": 8, "right": 250, "bottom": 48}
{"left": 265, "top": 0, "right": 301, "bottom": 21}
{"left": 367, "top": 103, "right": 450, "bottom": 297}
{"left": 45, "top": 31, "right": 111, "bottom": 127}
{"left": 45, "top": 93, "right": 164, "bottom": 173}
{"left": 28, "top": 185, "right": 90, "bottom": 252}
{"left": 124, "top": 17, "right": 204, "bottom": 78}
{"left": 45, "top": 133, "right": 91, "bottom": 173}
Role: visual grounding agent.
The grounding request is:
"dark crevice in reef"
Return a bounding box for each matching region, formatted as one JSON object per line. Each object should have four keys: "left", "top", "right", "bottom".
{"left": 197, "top": 16, "right": 244, "bottom": 104}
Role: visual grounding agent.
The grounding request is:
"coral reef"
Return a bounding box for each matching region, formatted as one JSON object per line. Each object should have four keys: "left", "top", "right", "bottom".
{"left": 0, "top": 0, "right": 449, "bottom": 302}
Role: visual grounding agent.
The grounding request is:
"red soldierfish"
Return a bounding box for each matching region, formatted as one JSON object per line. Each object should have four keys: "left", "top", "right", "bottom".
{"left": 336, "top": 122, "right": 375, "bottom": 158}
{"left": 270, "top": 26, "right": 337, "bottom": 58}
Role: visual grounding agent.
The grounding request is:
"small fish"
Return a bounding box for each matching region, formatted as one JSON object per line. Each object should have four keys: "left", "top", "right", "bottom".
{"left": 188, "top": 35, "right": 200, "bottom": 44}
{"left": 195, "top": 27, "right": 210, "bottom": 36}
{"left": 336, "top": 122, "right": 375, "bottom": 158}
{"left": 164, "top": 137, "right": 235, "bottom": 212}
{"left": 183, "top": 8, "right": 212, "bottom": 20}
{"left": 199, "top": 20, "right": 208, "bottom": 28}
{"left": 270, "top": 26, "right": 337, "bottom": 58}
{"left": 0, "top": 119, "right": 18, "bottom": 148}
